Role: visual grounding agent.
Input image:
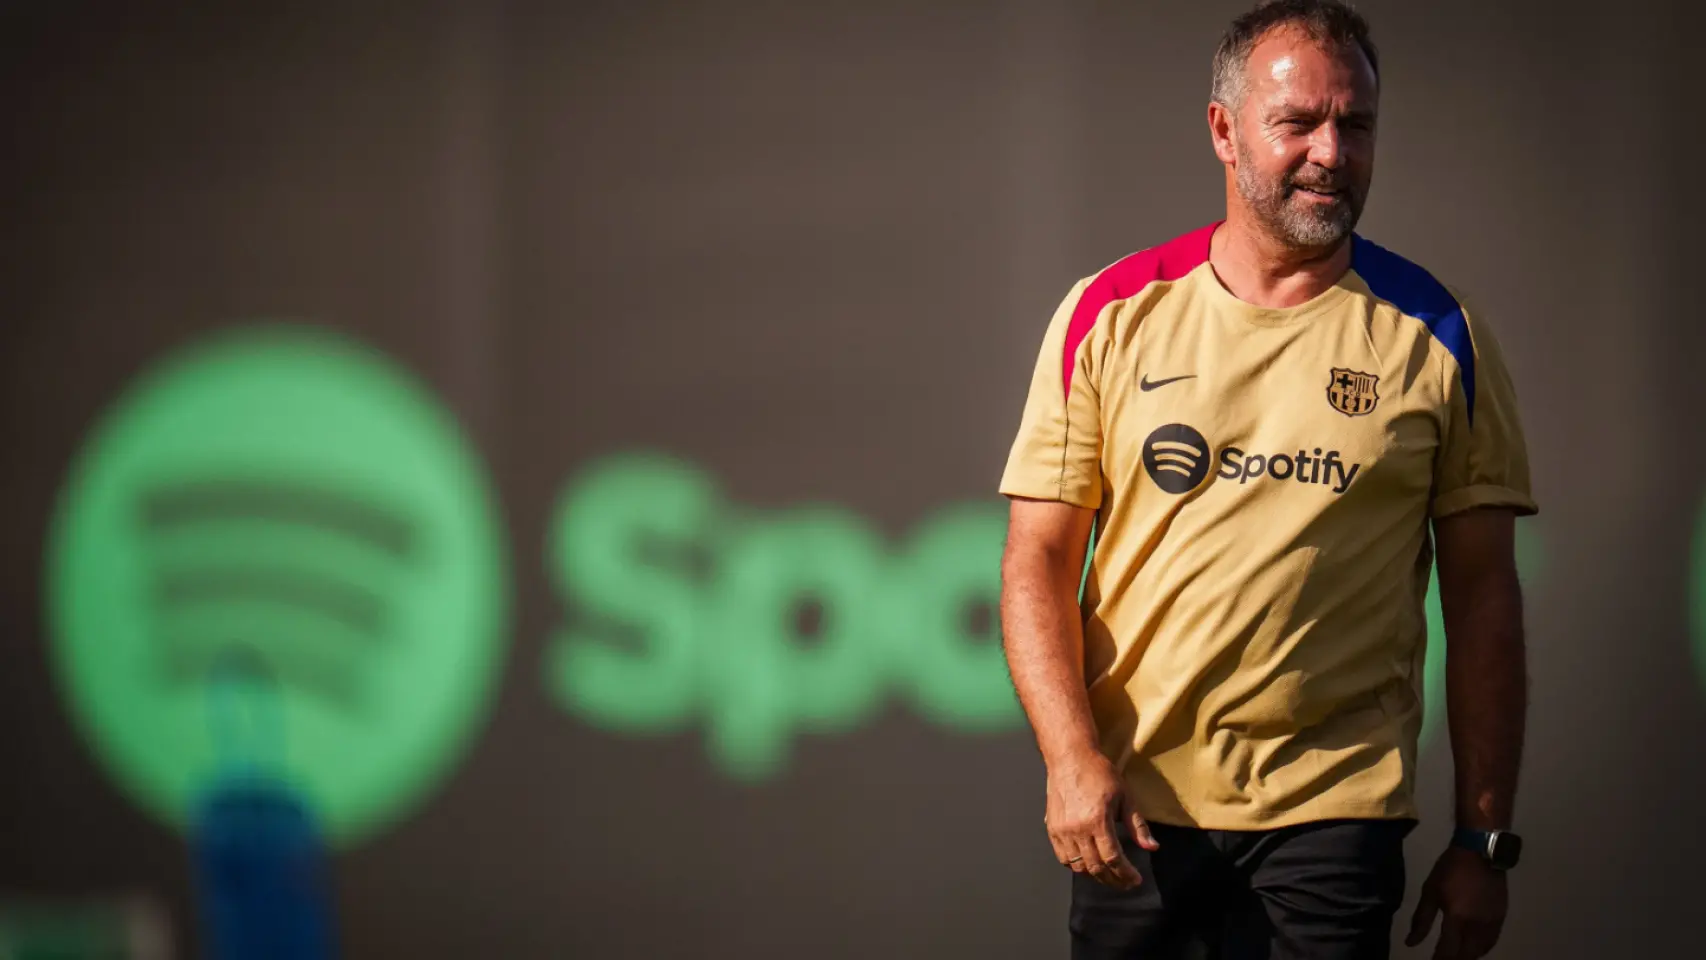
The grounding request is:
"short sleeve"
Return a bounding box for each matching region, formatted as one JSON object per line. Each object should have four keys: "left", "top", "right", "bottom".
{"left": 1430, "top": 298, "right": 1538, "bottom": 519}
{"left": 998, "top": 278, "right": 1106, "bottom": 508}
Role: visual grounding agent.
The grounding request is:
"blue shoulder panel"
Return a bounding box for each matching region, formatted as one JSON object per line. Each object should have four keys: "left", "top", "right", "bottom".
{"left": 1351, "top": 235, "right": 1476, "bottom": 424}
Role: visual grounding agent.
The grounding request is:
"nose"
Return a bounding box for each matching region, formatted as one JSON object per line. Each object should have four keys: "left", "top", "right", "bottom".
{"left": 1307, "top": 122, "right": 1342, "bottom": 169}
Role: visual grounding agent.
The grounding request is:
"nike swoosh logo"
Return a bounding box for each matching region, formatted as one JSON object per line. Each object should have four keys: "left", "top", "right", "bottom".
{"left": 1139, "top": 374, "right": 1197, "bottom": 391}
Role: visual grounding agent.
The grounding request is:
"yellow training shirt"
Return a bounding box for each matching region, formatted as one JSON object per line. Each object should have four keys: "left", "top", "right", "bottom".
{"left": 999, "top": 222, "right": 1537, "bottom": 829}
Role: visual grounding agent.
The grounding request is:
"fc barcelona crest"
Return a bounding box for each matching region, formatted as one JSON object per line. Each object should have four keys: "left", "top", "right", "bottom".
{"left": 1326, "top": 368, "right": 1379, "bottom": 417}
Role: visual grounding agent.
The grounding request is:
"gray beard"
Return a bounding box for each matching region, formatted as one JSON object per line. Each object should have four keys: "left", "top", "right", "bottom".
{"left": 1234, "top": 138, "right": 1361, "bottom": 249}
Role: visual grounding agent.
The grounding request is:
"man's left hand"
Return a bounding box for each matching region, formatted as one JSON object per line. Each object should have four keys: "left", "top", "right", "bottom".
{"left": 1404, "top": 846, "right": 1508, "bottom": 958}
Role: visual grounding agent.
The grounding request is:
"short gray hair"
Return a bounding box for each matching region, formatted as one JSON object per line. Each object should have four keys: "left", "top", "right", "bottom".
{"left": 1210, "top": 0, "right": 1379, "bottom": 112}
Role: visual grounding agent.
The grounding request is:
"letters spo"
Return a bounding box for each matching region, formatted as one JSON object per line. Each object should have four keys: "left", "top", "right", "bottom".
{"left": 545, "top": 453, "right": 1021, "bottom": 781}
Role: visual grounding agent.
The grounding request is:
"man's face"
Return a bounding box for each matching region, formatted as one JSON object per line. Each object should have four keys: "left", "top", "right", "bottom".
{"left": 1229, "top": 29, "right": 1378, "bottom": 249}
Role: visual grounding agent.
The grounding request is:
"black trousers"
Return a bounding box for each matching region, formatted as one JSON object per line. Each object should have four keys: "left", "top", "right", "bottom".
{"left": 1070, "top": 817, "right": 1416, "bottom": 960}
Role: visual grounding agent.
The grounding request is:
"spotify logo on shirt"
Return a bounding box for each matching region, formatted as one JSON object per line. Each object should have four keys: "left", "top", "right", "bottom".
{"left": 1142, "top": 424, "right": 1213, "bottom": 494}
{"left": 1216, "top": 446, "right": 1361, "bottom": 494}
{"left": 1142, "top": 423, "right": 1363, "bottom": 496}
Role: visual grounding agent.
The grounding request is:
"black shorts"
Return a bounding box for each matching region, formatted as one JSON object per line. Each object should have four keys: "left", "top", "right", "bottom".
{"left": 1070, "top": 817, "right": 1416, "bottom": 960}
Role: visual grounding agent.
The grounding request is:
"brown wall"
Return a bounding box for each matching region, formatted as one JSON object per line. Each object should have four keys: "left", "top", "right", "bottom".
{"left": 2, "top": 1, "right": 1701, "bottom": 956}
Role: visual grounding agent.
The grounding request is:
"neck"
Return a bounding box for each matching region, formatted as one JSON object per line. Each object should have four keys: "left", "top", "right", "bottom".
{"left": 1210, "top": 204, "right": 1353, "bottom": 309}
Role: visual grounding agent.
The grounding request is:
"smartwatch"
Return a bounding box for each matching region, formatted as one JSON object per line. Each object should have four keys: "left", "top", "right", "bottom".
{"left": 1451, "top": 827, "right": 1522, "bottom": 870}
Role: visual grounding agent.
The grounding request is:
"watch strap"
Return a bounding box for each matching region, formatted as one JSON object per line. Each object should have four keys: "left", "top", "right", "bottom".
{"left": 1452, "top": 826, "right": 1520, "bottom": 869}
{"left": 1451, "top": 827, "right": 1496, "bottom": 860}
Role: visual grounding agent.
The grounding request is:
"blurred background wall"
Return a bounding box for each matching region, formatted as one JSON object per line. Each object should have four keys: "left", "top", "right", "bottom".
{"left": 2, "top": 0, "right": 1702, "bottom": 956}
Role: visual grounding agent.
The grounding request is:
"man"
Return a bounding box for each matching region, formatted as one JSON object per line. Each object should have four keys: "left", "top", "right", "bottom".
{"left": 997, "top": 2, "right": 1535, "bottom": 958}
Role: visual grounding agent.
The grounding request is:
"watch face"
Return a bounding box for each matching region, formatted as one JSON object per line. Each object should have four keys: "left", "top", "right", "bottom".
{"left": 1490, "top": 832, "right": 1523, "bottom": 869}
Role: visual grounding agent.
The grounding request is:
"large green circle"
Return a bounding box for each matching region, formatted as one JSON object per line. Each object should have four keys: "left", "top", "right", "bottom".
{"left": 47, "top": 327, "right": 507, "bottom": 846}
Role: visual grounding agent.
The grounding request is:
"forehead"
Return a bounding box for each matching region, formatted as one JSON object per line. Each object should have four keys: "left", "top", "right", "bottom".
{"left": 1244, "top": 28, "right": 1377, "bottom": 112}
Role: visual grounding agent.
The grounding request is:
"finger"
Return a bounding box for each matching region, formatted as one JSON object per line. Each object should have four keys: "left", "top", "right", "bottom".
{"left": 1054, "top": 824, "right": 1092, "bottom": 873}
{"left": 1121, "top": 796, "right": 1161, "bottom": 852}
{"left": 1431, "top": 918, "right": 1465, "bottom": 960}
{"left": 1065, "top": 834, "right": 1098, "bottom": 876}
{"left": 1045, "top": 827, "right": 1075, "bottom": 868}
{"left": 1404, "top": 886, "right": 1439, "bottom": 947}
{"left": 1089, "top": 819, "right": 1141, "bottom": 890}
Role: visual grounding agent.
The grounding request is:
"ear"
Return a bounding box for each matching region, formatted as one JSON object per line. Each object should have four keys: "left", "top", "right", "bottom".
{"left": 1207, "top": 101, "right": 1238, "bottom": 165}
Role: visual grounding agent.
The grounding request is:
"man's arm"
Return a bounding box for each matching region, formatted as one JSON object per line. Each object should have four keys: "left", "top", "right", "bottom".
{"left": 1406, "top": 505, "right": 1526, "bottom": 958}
{"left": 1000, "top": 498, "right": 1100, "bottom": 769}
{"left": 1435, "top": 506, "right": 1527, "bottom": 830}
{"left": 1000, "top": 497, "right": 1157, "bottom": 891}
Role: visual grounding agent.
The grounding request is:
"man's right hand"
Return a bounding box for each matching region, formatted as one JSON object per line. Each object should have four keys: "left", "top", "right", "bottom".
{"left": 1043, "top": 752, "right": 1160, "bottom": 890}
{"left": 1002, "top": 499, "right": 1156, "bottom": 890}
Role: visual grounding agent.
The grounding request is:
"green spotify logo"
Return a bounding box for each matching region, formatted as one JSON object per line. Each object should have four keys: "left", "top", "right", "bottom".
{"left": 47, "top": 328, "right": 507, "bottom": 845}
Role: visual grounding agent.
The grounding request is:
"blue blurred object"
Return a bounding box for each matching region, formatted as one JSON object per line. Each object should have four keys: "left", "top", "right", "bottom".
{"left": 188, "top": 653, "right": 338, "bottom": 960}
